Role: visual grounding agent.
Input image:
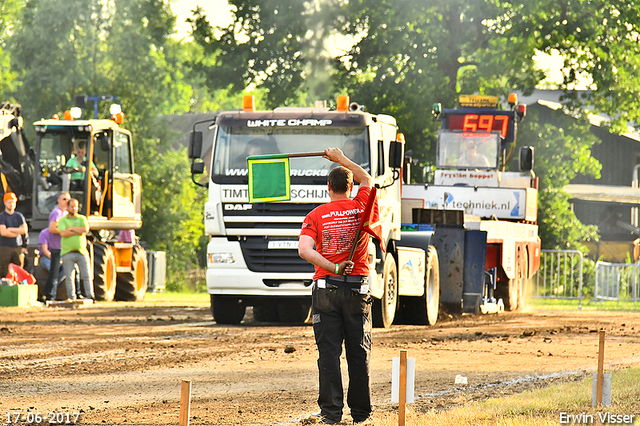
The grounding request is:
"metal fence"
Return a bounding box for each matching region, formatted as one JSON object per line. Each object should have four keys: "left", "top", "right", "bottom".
{"left": 592, "top": 261, "right": 640, "bottom": 305}
{"left": 532, "top": 250, "right": 584, "bottom": 308}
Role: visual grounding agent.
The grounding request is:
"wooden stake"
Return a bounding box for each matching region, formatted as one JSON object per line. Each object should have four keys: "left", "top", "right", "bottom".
{"left": 596, "top": 330, "right": 605, "bottom": 406}
{"left": 179, "top": 380, "right": 192, "bottom": 426}
{"left": 398, "top": 350, "right": 407, "bottom": 426}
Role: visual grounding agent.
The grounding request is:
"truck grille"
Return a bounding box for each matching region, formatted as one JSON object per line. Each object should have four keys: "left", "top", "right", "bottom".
{"left": 223, "top": 202, "right": 322, "bottom": 231}
{"left": 238, "top": 237, "right": 314, "bottom": 273}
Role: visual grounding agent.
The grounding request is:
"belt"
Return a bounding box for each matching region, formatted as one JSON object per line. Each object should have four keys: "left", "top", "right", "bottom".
{"left": 324, "top": 275, "right": 367, "bottom": 285}
{"left": 316, "top": 275, "right": 370, "bottom": 294}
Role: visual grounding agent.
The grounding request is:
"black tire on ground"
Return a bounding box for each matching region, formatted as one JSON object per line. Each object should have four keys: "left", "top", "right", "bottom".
{"left": 93, "top": 242, "right": 116, "bottom": 301}
{"left": 115, "top": 245, "right": 148, "bottom": 302}
{"left": 372, "top": 252, "right": 398, "bottom": 328}
{"left": 253, "top": 303, "right": 279, "bottom": 323}
{"left": 211, "top": 294, "right": 246, "bottom": 325}
{"left": 277, "top": 299, "right": 311, "bottom": 324}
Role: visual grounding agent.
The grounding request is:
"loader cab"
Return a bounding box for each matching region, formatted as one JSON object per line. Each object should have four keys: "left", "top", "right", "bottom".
{"left": 32, "top": 119, "right": 142, "bottom": 231}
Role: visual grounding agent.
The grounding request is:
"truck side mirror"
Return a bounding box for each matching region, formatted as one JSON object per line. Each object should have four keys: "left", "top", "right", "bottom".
{"left": 389, "top": 141, "right": 404, "bottom": 169}
{"left": 191, "top": 161, "right": 205, "bottom": 175}
{"left": 189, "top": 131, "right": 204, "bottom": 159}
{"left": 519, "top": 146, "right": 534, "bottom": 171}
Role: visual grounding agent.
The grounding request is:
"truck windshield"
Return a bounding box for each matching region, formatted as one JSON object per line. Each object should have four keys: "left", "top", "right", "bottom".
{"left": 212, "top": 126, "right": 369, "bottom": 183}
{"left": 35, "top": 130, "right": 90, "bottom": 214}
{"left": 436, "top": 131, "right": 501, "bottom": 170}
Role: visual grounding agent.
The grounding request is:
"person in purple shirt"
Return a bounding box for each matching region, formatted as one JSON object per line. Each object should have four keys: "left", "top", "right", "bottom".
{"left": 42, "top": 192, "right": 69, "bottom": 301}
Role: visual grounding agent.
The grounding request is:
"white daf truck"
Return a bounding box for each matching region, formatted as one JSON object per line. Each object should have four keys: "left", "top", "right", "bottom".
{"left": 189, "top": 94, "right": 540, "bottom": 326}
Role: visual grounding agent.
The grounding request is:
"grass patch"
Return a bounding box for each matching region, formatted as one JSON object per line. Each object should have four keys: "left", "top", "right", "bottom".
{"left": 366, "top": 368, "right": 640, "bottom": 426}
{"left": 143, "top": 291, "right": 210, "bottom": 304}
{"left": 527, "top": 297, "right": 640, "bottom": 312}
{"left": 92, "top": 291, "right": 210, "bottom": 308}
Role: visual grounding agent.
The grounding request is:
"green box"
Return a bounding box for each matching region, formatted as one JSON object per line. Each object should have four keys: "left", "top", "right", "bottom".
{"left": 0, "top": 284, "right": 38, "bottom": 307}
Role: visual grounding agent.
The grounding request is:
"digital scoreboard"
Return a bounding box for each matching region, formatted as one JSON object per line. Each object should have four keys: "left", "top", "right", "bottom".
{"left": 444, "top": 110, "right": 517, "bottom": 143}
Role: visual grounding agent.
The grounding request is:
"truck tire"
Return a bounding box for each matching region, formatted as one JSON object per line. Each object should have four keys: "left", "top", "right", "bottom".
{"left": 211, "top": 295, "right": 246, "bottom": 325}
{"left": 253, "top": 303, "right": 279, "bottom": 323}
{"left": 373, "top": 252, "right": 398, "bottom": 328}
{"left": 517, "top": 254, "right": 530, "bottom": 311}
{"left": 93, "top": 242, "right": 116, "bottom": 302}
{"left": 425, "top": 245, "right": 440, "bottom": 326}
{"left": 115, "top": 245, "right": 148, "bottom": 302}
{"left": 500, "top": 256, "right": 521, "bottom": 311}
{"left": 277, "top": 299, "right": 311, "bottom": 324}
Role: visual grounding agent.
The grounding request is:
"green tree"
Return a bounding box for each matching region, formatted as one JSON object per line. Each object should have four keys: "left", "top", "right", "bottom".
{"left": 188, "top": 0, "right": 340, "bottom": 108}
{"left": 190, "top": 0, "right": 640, "bottom": 249}
{"left": 516, "top": 109, "right": 600, "bottom": 250}
{"left": 8, "top": 0, "right": 207, "bottom": 287}
{"left": 0, "top": 0, "right": 22, "bottom": 97}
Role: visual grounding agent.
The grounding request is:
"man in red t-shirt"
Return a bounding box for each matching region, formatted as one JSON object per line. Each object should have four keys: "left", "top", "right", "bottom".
{"left": 299, "top": 147, "right": 373, "bottom": 425}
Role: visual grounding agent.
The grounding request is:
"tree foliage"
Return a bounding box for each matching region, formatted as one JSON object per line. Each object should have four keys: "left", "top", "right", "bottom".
{"left": 0, "top": 0, "right": 22, "bottom": 96}
{"left": 516, "top": 109, "right": 600, "bottom": 250}
{"left": 6, "top": 0, "right": 207, "bottom": 285}
{"left": 188, "top": 0, "right": 341, "bottom": 108}
{"left": 189, "top": 0, "right": 640, "bottom": 249}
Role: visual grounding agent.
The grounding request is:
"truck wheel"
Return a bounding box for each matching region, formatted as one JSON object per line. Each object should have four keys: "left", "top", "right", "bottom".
{"left": 211, "top": 295, "right": 246, "bottom": 325}
{"left": 517, "top": 254, "right": 530, "bottom": 311}
{"left": 93, "top": 242, "right": 116, "bottom": 302}
{"left": 115, "top": 245, "right": 148, "bottom": 302}
{"left": 425, "top": 245, "right": 440, "bottom": 326}
{"left": 373, "top": 252, "right": 397, "bottom": 328}
{"left": 253, "top": 304, "right": 278, "bottom": 323}
{"left": 277, "top": 299, "right": 311, "bottom": 324}
{"left": 502, "top": 258, "right": 521, "bottom": 311}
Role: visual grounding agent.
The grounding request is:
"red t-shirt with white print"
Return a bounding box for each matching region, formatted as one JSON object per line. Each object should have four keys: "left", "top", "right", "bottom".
{"left": 300, "top": 186, "right": 371, "bottom": 280}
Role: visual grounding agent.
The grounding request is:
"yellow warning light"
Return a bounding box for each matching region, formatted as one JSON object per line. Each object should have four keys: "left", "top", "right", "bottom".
{"left": 508, "top": 93, "right": 518, "bottom": 106}
{"left": 337, "top": 96, "right": 349, "bottom": 112}
{"left": 396, "top": 133, "right": 405, "bottom": 142}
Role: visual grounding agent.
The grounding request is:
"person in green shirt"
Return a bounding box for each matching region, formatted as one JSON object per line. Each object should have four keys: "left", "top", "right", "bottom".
{"left": 65, "top": 141, "right": 99, "bottom": 190}
{"left": 58, "top": 198, "right": 94, "bottom": 300}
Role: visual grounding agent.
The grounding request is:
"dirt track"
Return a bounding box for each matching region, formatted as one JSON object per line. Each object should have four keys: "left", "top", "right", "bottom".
{"left": 1, "top": 300, "right": 639, "bottom": 425}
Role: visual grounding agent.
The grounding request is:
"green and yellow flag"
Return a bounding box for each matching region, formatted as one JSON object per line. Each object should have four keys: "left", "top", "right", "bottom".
{"left": 247, "top": 154, "right": 291, "bottom": 203}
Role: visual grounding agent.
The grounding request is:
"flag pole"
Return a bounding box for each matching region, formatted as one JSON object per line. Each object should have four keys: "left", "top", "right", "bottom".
{"left": 287, "top": 152, "right": 325, "bottom": 158}
{"left": 347, "top": 186, "right": 378, "bottom": 262}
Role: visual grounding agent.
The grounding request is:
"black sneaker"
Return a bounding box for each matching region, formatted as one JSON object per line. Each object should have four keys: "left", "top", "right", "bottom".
{"left": 310, "top": 412, "right": 341, "bottom": 425}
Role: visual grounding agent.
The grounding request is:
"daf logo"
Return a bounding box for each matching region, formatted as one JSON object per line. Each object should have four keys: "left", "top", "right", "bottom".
{"left": 225, "top": 204, "right": 253, "bottom": 211}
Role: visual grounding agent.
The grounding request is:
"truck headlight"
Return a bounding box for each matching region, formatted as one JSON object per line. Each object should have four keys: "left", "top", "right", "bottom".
{"left": 208, "top": 253, "right": 236, "bottom": 265}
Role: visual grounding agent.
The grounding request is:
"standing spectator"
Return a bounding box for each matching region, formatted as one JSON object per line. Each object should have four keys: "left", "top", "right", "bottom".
{"left": 298, "top": 147, "right": 373, "bottom": 425}
{"left": 43, "top": 192, "right": 69, "bottom": 301}
{"left": 0, "top": 192, "right": 28, "bottom": 278}
{"left": 58, "top": 198, "right": 94, "bottom": 300}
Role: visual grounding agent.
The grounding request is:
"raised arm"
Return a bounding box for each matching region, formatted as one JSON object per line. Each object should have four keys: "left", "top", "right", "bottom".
{"left": 323, "top": 147, "right": 372, "bottom": 188}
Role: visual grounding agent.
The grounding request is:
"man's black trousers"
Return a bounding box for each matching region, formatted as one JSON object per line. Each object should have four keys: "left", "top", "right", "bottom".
{"left": 312, "top": 276, "right": 372, "bottom": 423}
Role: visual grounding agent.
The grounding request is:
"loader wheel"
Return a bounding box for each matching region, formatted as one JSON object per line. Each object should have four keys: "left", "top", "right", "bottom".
{"left": 425, "top": 245, "right": 440, "bottom": 326}
{"left": 373, "top": 252, "right": 398, "bottom": 328}
{"left": 211, "top": 295, "right": 246, "bottom": 325}
{"left": 115, "top": 245, "right": 148, "bottom": 302}
{"left": 93, "top": 242, "right": 116, "bottom": 302}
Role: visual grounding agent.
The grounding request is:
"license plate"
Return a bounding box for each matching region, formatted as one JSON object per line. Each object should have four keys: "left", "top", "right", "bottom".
{"left": 268, "top": 240, "right": 299, "bottom": 249}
